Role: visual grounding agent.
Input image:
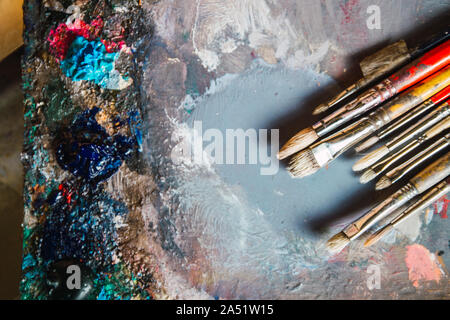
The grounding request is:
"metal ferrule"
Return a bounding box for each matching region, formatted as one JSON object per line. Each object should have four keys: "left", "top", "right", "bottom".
{"left": 313, "top": 79, "right": 395, "bottom": 137}
{"left": 311, "top": 117, "right": 378, "bottom": 167}
{"left": 311, "top": 107, "right": 392, "bottom": 167}
{"left": 391, "top": 180, "right": 449, "bottom": 227}
{"left": 387, "top": 134, "right": 450, "bottom": 185}
{"left": 386, "top": 103, "right": 450, "bottom": 151}
{"left": 378, "top": 99, "right": 435, "bottom": 140}
{"left": 344, "top": 183, "right": 419, "bottom": 240}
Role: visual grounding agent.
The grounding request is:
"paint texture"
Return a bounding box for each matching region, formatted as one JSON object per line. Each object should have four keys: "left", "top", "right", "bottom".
{"left": 21, "top": 0, "right": 450, "bottom": 300}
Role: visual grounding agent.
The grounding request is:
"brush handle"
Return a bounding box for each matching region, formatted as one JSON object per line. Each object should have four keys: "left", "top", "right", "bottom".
{"left": 314, "top": 40, "right": 450, "bottom": 136}
{"left": 371, "top": 66, "right": 450, "bottom": 127}
{"left": 386, "top": 133, "right": 450, "bottom": 185}
{"left": 391, "top": 180, "right": 450, "bottom": 227}
{"left": 343, "top": 183, "right": 419, "bottom": 239}
{"left": 411, "top": 28, "right": 450, "bottom": 58}
{"left": 410, "top": 151, "right": 450, "bottom": 193}
{"left": 344, "top": 151, "right": 450, "bottom": 239}
{"left": 385, "top": 102, "right": 450, "bottom": 151}
{"left": 373, "top": 121, "right": 450, "bottom": 178}
{"left": 378, "top": 86, "right": 450, "bottom": 140}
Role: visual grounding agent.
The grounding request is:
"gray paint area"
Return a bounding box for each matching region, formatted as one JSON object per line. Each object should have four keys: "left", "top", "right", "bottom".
{"left": 141, "top": 0, "right": 450, "bottom": 298}
{"left": 188, "top": 62, "right": 375, "bottom": 237}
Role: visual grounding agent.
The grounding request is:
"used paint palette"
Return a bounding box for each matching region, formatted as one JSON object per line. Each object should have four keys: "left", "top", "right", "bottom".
{"left": 21, "top": 0, "right": 449, "bottom": 299}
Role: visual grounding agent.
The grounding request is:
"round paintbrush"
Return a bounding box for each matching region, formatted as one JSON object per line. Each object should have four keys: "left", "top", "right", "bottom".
{"left": 327, "top": 152, "right": 450, "bottom": 254}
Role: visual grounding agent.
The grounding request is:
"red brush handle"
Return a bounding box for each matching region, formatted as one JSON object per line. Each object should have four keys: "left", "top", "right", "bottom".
{"left": 388, "top": 39, "right": 450, "bottom": 92}
{"left": 430, "top": 86, "right": 450, "bottom": 105}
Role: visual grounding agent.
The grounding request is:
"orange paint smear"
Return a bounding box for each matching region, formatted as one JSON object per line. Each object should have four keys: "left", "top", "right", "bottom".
{"left": 405, "top": 244, "right": 442, "bottom": 288}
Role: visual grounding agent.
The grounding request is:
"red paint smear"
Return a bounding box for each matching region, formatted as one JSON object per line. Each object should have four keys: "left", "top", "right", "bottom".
{"left": 433, "top": 196, "right": 449, "bottom": 219}
{"left": 47, "top": 17, "right": 125, "bottom": 61}
{"left": 405, "top": 244, "right": 442, "bottom": 288}
{"left": 340, "top": 0, "right": 359, "bottom": 25}
{"left": 58, "top": 183, "right": 74, "bottom": 205}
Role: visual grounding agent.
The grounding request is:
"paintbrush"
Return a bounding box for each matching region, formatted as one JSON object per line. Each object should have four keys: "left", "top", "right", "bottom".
{"left": 362, "top": 116, "right": 450, "bottom": 184}
{"left": 326, "top": 152, "right": 450, "bottom": 254}
{"left": 365, "top": 179, "right": 449, "bottom": 247}
{"left": 376, "top": 131, "right": 450, "bottom": 190}
{"left": 354, "top": 101, "right": 450, "bottom": 173}
{"left": 277, "top": 39, "right": 450, "bottom": 160}
{"left": 313, "top": 29, "right": 450, "bottom": 115}
{"left": 355, "top": 86, "right": 450, "bottom": 153}
{"left": 288, "top": 66, "right": 450, "bottom": 178}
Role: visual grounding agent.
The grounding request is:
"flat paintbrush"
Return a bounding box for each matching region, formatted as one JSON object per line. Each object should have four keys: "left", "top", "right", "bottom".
{"left": 362, "top": 117, "right": 450, "bottom": 184}
{"left": 278, "top": 39, "right": 450, "bottom": 160}
{"left": 365, "top": 179, "right": 449, "bottom": 247}
{"left": 354, "top": 101, "right": 450, "bottom": 172}
{"left": 313, "top": 29, "right": 450, "bottom": 115}
{"left": 326, "top": 152, "right": 450, "bottom": 254}
{"left": 376, "top": 132, "right": 450, "bottom": 190}
{"left": 288, "top": 66, "right": 450, "bottom": 178}
{"left": 355, "top": 86, "right": 450, "bottom": 152}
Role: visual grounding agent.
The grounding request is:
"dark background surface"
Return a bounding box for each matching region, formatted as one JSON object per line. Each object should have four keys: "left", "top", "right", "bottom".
{"left": 0, "top": 48, "right": 23, "bottom": 299}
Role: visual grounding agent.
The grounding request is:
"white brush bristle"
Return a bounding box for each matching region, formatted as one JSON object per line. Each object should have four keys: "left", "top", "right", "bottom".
{"left": 278, "top": 127, "right": 319, "bottom": 160}
{"left": 288, "top": 149, "right": 320, "bottom": 178}
{"left": 353, "top": 146, "right": 389, "bottom": 172}
{"left": 375, "top": 176, "right": 392, "bottom": 190}
{"left": 355, "top": 136, "right": 379, "bottom": 153}
{"left": 312, "top": 103, "right": 328, "bottom": 115}
{"left": 360, "top": 169, "right": 377, "bottom": 184}
{"left": 326, "top": 232, "right": 350, "bottom": 254}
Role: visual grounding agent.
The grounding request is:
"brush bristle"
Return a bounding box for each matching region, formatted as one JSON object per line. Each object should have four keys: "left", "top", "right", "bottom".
{"left": 355, "top": 136, "right": 379, "bottom": 153}
{"left": 360, "top": 169, "right": 377, "bottom": 184}
{"left": 326, "top": 232, "right": 350, "bottom": 254}
{"left": 353, "top": 146, "right": 389, "bottom": 172}
{"left": 364, "top": 225, "right": 393, "bottom": 247}
{"left": 375, "top": 176, "right": 392, "bottom": 190}
{"left": 312, "top": 103, "right": 328, "bottom": 115}
{"left": 277, "top": 127, "right": 319, "bottom": 160}
{"left": 288, "top": 149, "right": 320, "bottom": 178}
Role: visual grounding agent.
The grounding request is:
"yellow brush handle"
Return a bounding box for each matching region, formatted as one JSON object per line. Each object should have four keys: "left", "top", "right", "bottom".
{"left": 384, "top": 66, "right": 450, "bottom": 121}
{"left": 410, "top": 151, "right": 450, "bottom": 193}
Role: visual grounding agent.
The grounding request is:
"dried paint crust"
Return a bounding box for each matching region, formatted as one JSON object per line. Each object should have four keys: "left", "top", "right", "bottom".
{"left": 21, "top": 0, "right": 160, "bottom": 299}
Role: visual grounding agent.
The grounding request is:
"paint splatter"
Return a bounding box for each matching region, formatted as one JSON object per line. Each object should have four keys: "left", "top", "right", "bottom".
{"left": 433, "top": 196, "right": 449, "bottom": 219}
{"left": 405, "top": 244, "right": 443, "bottom": 288}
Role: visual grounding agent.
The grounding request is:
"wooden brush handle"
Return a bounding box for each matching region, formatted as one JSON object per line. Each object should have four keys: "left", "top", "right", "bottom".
{"left": 410, "top": 151, "right": 450, "bottom": 193}
{"left": 380, "top": 66, "right": 450, "bottom": 122}
{"left": 388, "top": 39, "right": 450, "bottom": 92}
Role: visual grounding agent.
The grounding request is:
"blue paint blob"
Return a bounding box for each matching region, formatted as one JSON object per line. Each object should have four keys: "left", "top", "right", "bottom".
{"left": 54, "top": 107, "right": 134, "bottom": 182}
{"left": 60, "top": 36, "right": 124, "bottom": 89}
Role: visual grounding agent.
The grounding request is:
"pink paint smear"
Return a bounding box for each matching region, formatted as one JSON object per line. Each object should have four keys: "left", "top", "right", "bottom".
{"left": 405, "top": 244, "right": 442, "bottom": 288}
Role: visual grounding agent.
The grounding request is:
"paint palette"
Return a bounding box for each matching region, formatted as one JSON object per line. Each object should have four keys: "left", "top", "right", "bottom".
{"left": 21, "top": 0, "right": 449, "bottom": 299}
